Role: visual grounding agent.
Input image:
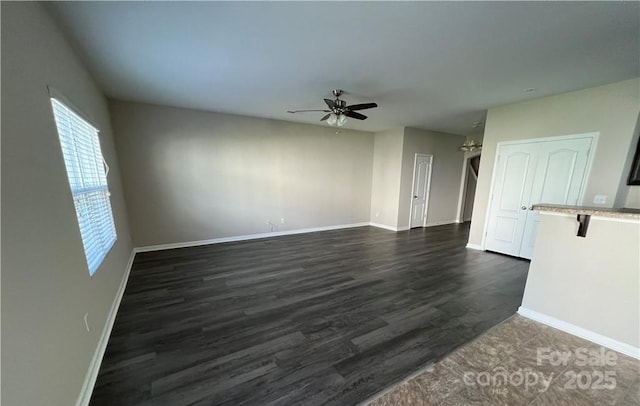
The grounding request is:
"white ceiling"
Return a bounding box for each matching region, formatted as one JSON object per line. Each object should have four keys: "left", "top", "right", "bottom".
{"left": 46, "top": 2, "right": 639, "bottom": 136}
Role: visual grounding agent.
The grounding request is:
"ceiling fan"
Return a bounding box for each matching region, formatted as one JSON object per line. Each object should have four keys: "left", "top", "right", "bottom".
{"left": 287, "top": 89, "right": 378, "bottom": 127}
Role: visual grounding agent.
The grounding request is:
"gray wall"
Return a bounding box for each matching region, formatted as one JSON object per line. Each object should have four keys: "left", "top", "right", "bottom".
{"left": 618, "top": 113, "right": 640, "bottom": 209}
{"left": 522, "top": 214, "right": 639, "bottom": 349}
{"left": 368, "top": 127, "right": 466, "bottom": 230}
{"left": 627, "top": 187, "right": 640, "bottom": 208}
{"left": 397, "top": 128, "right": 466, "bottom": 228}
{"left": 1, "top": 3, "right": 133, "bottom": 405}
{"left": 369, "top": 128, "right": 404, "bottom": 228}
{"left": 469, "top": 78, "right": 640, "bottom": 246}
{"left": 109, "top": 100, "right": 375, "bottom": 247}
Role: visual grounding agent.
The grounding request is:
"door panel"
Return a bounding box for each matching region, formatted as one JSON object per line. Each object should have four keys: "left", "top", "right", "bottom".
{"left": 410, "top": 155, "right": 432, "bottom": 228}
{"left": 519, "top": 217, "right": 539, "bottom": 259}
{"left": 498, "top": 152, "right": 532, "bottom": 211}
{"left": 518, "top": 137, "right": 592, "bottom": 259}
{"left": 485, "top": 145, "right": 538, "bottom": 256}
{"left": 528, "top": 138, "right": 591, "bottom": 206}
{"left": 538, "top": 149, "right": 578, "bottom": 203}
{"left": 494, "top": 217, "right": 519, "bottom": 243}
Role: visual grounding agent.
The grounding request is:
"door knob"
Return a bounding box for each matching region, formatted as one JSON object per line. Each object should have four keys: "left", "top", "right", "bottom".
{"left": 521, "top": 205, "right": 527, "bottom": 210}
{"left": 414, "top": 195, "right": 418, "bottom": 198}
{"left": 528, "top": 205, "right": 533, "bottom": 210}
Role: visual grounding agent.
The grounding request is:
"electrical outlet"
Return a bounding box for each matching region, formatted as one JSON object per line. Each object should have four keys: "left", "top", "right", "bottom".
{"left": 375, "top": 212, "right": 380, "bottom": 218}
{"left": 266, "top": 219, "right": 270, "bottom": 225}
{"left": 280, "top": 218, "right": 285, "bottom": 224}
{"left": 593, "top": 195, "right": 607, "bottom": 204}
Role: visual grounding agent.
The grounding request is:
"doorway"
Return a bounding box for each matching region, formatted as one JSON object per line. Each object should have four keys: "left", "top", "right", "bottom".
{"left": 484, "top": 133, "right": 597, "bottom": 259}
{"left": 409, "top": 154, "right": 433, "bottom": 228}
{"left": 460, "top": 154, "right": 481, "bottom": 222}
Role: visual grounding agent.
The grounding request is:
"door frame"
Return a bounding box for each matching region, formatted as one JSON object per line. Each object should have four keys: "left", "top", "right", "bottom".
{"left": 409, "top": 153, "right": 434, "bottom": 228}
{"left": 456, "top": 152, "right": 481, "bottom": 223}
{"left": 479, "top": 132, "right": 599, "bottom": 250}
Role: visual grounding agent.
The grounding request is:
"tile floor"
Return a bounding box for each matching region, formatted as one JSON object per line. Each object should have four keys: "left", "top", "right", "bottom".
{"left": 366, "top": 315, "right": 640, "bottom": 405}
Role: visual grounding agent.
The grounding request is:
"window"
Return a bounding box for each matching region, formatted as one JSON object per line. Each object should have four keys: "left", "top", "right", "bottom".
{"left": 51, "top": 98, "right": 116, "bottom": 275}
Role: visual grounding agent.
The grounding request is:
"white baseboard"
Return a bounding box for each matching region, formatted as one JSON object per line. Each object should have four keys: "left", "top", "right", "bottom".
{"left": 368, "top": 222, "right": 397, "bottom": 231}
{"left": 76, "top": 249, "right": 136, "bottom": 406}
{"left": 369, "top": 223, "right": 410, "bottom": 232}
{"left": 518, "top": 307, "right": 640, "bottom": 360}
{"left": 370, "top": 220, "right": 458, "bottom": 232}
{"left": 426, "top": 220, "right": 457, "bottom": 227}
{"left": 135, "top": 222, "right": 371, "bottom": 252}
{"left": 466, "top": 243, "right": 484, "bottom": 251}
{"left": 138, "top": 221, "right": 424, "bottom": 253}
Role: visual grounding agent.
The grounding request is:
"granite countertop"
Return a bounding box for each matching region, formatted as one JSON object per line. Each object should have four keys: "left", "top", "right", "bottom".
{"left": 532, "top": 204, "right": 640, "bottom": 219}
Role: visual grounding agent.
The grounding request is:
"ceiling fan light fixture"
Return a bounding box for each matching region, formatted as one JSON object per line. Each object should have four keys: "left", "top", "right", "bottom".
{"left": 327, "top": 113, "right": 347, "bottom": 127}
{"left": 459, "top": 140, "right": 482, "bottom": 152}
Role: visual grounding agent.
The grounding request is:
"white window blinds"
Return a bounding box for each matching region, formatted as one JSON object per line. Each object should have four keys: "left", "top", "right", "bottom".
{"left": 51, "top": 98, "right": 117, "bottom": 276}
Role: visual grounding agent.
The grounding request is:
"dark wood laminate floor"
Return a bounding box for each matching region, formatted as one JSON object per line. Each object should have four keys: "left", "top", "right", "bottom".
{"left": 91, "top": 223, "right": 530, "bottom": 406}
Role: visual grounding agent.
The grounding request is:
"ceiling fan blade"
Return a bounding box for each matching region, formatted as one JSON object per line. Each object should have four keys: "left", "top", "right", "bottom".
{"left": 324, "top": 99, "right": 336, "bottom": 109}
{"left": 344, "top": 111, "right": 367, "bottom": 120}
{"left": 288, "top": 109, "right": 331, "bottom": 113}
{"left": 320, "top": 113, "right": 331, "bottom": 121}
{"left": 346, "top": 103, "right": 378, "bottom": 111}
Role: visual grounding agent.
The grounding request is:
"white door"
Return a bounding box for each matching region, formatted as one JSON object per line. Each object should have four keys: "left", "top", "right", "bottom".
{"left": 410, "top": 154, "right": 433, "bottom": 228}
{"left": 485, "top": 144, "right": 539, "bottom": 256}
{"left": 485, "top": 135, "right": 594, "bottom": 258}
{"left": 518, "top": 137, "right": 593, "bottom": 258}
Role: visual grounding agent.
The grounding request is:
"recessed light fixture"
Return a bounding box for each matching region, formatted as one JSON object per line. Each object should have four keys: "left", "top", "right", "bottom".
{"left": 525, "top": 88, "right": 536, "bottom": 92}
